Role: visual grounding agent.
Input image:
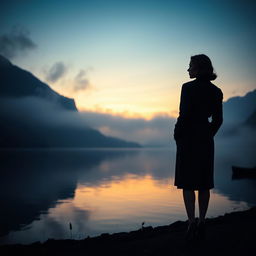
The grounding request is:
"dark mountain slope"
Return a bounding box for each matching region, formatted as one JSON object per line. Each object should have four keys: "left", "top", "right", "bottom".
{"left": 0, "top": 55, "right": 140, "bottom": 148}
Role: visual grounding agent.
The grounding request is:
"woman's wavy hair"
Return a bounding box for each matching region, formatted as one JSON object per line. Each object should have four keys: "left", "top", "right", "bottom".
{"left": 191, "top": 54, "right": 217, "bottom": 81}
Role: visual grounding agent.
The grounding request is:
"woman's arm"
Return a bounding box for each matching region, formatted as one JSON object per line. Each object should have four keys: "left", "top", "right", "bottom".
{"left": 210, "top": 89, "right": 223, "bottom": 136}
{"left": 174, "top": 84, "right": 187, "bottom": 140}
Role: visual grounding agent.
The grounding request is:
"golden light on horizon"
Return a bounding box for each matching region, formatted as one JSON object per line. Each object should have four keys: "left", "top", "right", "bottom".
{"left": 49, "top": 66, "right": 183, "bottom": 119}
{"left": 50, "top": 69, "right": 243, "bottom": 121}
{"left": 72, "top": 85, "right": 180, "bottom": 119}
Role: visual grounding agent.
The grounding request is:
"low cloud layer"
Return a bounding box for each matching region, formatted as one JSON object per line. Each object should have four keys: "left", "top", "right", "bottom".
{"left": 45, "top": 61, "right": 68, "bottom": 83}
{"left": 0, "top": 97, "right": 175, "bottom": 146}
{"left": 1, "top": 96, "right": 255, "bottom": 148}
{"left": 79, "top": 111, "right": 176, "bottom": 146}
{"left": 0, "top": 28, "right": 36, "bottom": 59}
{"left": 0, "top": 97, "right": 87, "bottom": 130}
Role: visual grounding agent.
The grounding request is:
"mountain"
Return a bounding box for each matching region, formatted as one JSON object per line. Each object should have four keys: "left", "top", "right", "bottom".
{"left": 0, "top": 55, "right": 141, "bottom": 148}
{"left": 0, "top": 55, "right": 77, "bottom": 111}
{"left": 244, "top": 109, "right": 256, "bottom": 128}
{"left": 223, "top": 89, "right": 256, "bottom": 124}
{"left": 217, "top": 89, "right": 256, "bottom": 136}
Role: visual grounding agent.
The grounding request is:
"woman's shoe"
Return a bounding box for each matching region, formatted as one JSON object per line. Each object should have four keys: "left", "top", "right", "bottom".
{"left": 185, "top": 221, "right": 197, "bottom": 241}
{"left": 197, "top": 221, "right": 206, "bottom": 240}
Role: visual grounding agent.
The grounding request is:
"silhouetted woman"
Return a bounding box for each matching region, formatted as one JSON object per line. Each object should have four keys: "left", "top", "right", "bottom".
{"left": 174, "top": 54, "right": 223, "bottom": 240}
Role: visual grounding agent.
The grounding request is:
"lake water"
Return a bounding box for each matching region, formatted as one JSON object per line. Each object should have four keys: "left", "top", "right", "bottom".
{"left": 0, "top": 142, "right": 255, "bottom": 245}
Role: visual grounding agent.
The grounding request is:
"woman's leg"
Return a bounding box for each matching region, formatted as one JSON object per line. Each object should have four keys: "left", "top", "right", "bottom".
{"left": 198, "top": 189, "right": 210, "bottom": 222}
{"left": 183, "top": 189, "right": 196, "bottom": 223}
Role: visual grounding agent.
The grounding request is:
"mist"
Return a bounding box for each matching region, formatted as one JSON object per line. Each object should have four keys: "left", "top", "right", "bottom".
{"left": 1, "top": 94, "right": 255, "bottom": 151}
{"left": 79, "top": 111, "right": 177, "bottom": 147}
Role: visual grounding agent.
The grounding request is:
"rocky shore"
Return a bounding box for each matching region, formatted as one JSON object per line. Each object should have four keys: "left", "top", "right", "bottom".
{"left": 1, "top": 207, "right": 256, "bottom": 256}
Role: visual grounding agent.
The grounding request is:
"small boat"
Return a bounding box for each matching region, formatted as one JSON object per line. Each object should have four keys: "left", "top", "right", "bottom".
{"left": 232, "top": 166, "right": 256, "bottom": 179}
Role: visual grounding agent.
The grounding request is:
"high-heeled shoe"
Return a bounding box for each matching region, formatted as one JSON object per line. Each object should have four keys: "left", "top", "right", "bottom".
{"left": 185, "top": 221, "right": 197, "bottom": 241}
{"left": 197, "top": 221, "right": 206, "bottom": 240}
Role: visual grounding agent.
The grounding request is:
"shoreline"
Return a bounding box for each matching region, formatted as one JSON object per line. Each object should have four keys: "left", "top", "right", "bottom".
{"left": 1, "top": 206, "right": 256, "bottom": 255}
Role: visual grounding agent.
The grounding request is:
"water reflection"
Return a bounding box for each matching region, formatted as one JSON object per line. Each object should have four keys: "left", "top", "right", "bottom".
{"left": 0, "top": 147, "right": 255, "bottom": 244}
{"left": 0, "top": 149, "right": 136, "bottom": 239}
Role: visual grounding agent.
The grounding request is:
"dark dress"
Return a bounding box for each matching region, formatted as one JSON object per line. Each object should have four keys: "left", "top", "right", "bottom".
{"left": 174, "top": 78, "right": 223, "bottom": 190}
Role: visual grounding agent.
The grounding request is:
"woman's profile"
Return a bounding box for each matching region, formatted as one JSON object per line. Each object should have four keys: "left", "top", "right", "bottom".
{"left": 174, "top": 54, "right": 223, "bottom": 240}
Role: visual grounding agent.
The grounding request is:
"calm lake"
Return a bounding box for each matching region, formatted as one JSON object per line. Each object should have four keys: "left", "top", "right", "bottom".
{"left": 1, "top": 142, "right": 255, "bottom": 244}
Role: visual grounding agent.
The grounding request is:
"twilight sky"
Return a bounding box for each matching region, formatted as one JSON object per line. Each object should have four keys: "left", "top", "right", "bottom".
{"left": 1, "top": 0, "right": 256, "bottom": 119}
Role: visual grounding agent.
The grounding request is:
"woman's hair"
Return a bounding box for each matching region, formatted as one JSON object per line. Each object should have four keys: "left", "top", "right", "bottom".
{"left": 191, "top": 54, "right": 217, "bottom": 80}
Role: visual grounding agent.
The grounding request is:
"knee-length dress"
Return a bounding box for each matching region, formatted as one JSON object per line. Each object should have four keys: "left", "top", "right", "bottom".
{"left": 174, "top": 78, "right": 223, "bottom": 190}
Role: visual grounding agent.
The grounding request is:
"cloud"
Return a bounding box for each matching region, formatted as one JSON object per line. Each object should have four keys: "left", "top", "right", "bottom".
{"left": 1, "top": 95, "right": 255, "bottom": 148}
{"left": 0, "top": 28, "right": 36, "bottom": 59}
{"left": 0, "top": 96, "right": 175, "bottom": 146}
{"left": 79, "top": 111, "right": 176, "bottom": 146}
{"left": 45, "top": 61, "right": 68, "bottom": 83}
{"left": 74, "top": 69, "right": 91, "bottom": 91}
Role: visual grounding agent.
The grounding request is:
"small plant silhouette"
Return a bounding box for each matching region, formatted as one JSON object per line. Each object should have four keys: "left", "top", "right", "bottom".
{"left": 69, "top": 222, "right": 73, "bottom": 239}
{"left": 141, "top": 222, "right": 145, "bottom": 230}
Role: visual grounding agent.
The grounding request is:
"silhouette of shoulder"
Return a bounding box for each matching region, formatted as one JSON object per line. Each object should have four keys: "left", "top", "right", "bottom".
{"left": 209, "top": 82, "right": 223, "bottom": 100}
{"left": 181, "top": 80, "right": 195, "bottom": 90}
{"left": 181, "top": 80, "right": 223, "bottom": 100}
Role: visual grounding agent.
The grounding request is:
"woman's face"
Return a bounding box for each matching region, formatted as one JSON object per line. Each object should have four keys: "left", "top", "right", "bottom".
{"left": 187, "top": 61, "right": 198, "bottom": 78}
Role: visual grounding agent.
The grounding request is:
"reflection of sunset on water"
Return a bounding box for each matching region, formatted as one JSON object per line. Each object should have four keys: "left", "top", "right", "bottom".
{"left": 54, "top": 174, "right": 248, "bottom": 228}
{"left": 0, "top": 148, "right": 252, "bottom": 245}
{"left": 74, "top": 175, "right": 181, "bottom": 222}
{"left": 3, "top": 173, "right": 248, "bottom": 244}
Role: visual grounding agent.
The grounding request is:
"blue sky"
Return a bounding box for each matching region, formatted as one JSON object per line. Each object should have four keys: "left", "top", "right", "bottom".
{"left": 1, "top": 0, "right": 256, "bottom": 118}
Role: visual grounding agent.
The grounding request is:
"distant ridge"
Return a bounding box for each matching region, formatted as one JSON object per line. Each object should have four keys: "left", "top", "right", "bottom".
{"left": 244, "top": 109, "right": 256, "bottom": 128}
{"left": 223, "top": 89, "right": 256, "bottom": 124}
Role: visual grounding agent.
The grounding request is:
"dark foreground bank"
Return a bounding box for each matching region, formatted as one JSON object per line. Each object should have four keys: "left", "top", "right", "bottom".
{"left": 1, "top": 207, "right": 256, "bottom": 256}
